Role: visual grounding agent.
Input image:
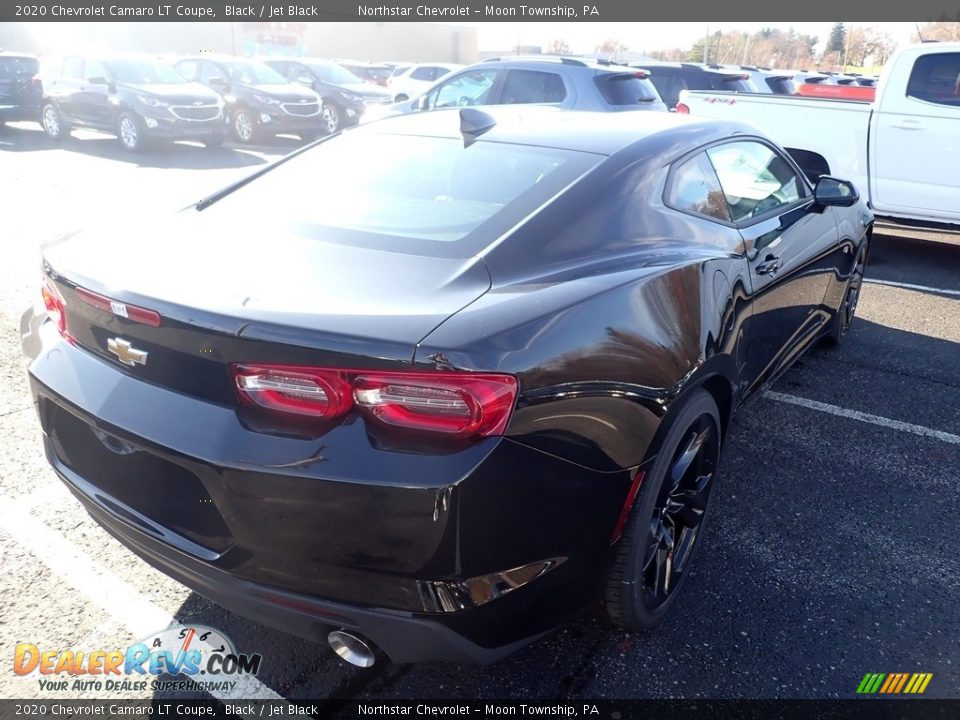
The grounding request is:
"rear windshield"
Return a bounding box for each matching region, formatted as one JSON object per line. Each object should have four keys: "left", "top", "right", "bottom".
{"left": 596, "top": 73, "right": 662, "bottom": 105}
{"left": 765, "top": 76, "right": 796, "bottom": 94}
{"left": 202, "top": 130, "right": 601, "bottom": 254}
{"left": 711, "top": 75, "right": 757, "bottom": 92}
{"left": 0, "top": 56, "right": 39, "bottom": 78}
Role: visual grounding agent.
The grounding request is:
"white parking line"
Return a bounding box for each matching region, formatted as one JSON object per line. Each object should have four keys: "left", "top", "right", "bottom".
{"left": 0, "top": 496, "right": 284, "bottom": 703}
{"left": 864, "top": 278, "right": 960, "bottom": 297}
{"left": 763, "top": 391, "right": 960, "bottom": 446}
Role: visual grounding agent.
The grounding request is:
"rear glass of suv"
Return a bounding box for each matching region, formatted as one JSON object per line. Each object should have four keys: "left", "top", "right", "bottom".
{"left": 0, "top": 56, "right": 39, "bottom": 78}
{"left": 711, "top": 74, "right": 757, "bottom": 92}
{"left": 596, "top": 73, "right": 661, "bottom": 105}
{"left": 764, "top": 76, "right": 795, "bottom": 94}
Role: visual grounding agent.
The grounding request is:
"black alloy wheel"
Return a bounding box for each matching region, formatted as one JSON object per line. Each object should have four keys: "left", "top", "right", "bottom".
{"left": 829, "top": 240, "right": 869, "bottom": 344}
{"left": 606, "top": 389, "right": 721, "bottom": 630}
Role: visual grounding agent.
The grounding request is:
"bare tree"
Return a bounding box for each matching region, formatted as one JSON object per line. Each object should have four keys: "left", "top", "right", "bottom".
{"left": 546, "top": 38, "right": 571, "bottom": 56}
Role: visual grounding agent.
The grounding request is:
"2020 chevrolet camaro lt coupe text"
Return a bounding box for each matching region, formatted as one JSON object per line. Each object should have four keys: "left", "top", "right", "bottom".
{"left": 21, "top": 108, "right": 872, "bottom": 665}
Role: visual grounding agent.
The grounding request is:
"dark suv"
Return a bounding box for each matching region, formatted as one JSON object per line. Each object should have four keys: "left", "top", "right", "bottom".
{"left": 40, "top": 54, "right": 226, "bottom": 151}
{"left": 0, "top": 52, "right": 43, "bottom": 126}
{"left": 260, "top": 57, "right": 392, "bottom": 134}
{"left": 381, "top": 56, "right": 666, "bottom": 119}
{"left": 634, "top": 61, "right": 758, "bottom": 109}
{"left": 174, "top": 55, "right": 325, "bottom": 143}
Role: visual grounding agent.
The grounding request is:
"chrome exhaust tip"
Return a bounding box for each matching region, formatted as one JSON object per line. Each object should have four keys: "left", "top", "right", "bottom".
{"left": 328, "top": 630, "right": 376, "bottom": 668}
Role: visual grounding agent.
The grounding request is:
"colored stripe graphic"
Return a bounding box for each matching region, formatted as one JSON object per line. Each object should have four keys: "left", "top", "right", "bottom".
{"left": 857, "top": 672, "right": 932, "bottom": 694}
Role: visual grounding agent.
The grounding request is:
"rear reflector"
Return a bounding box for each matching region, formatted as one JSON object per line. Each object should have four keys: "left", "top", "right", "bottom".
{"left": 231, "top": 364, "right": 518, "bottom": 438}
{"left": 75, "top": 287, "right": 161, "bottom": 327}
{"left": 41, "top": 277, "right": 67, "bottom": 337}
{"left": 611, "top": 470, "right": 646, "bottom": 543}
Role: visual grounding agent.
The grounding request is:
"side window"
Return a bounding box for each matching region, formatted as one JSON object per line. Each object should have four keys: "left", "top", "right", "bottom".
{"left": 82, "top": 59, "right": 107, "bottom": 82}
{"left": 428, "top": 70, "right": 498, "bottom": 109}
{"left": 498, "top": 70, "right": 567, "bottom": 105}
{"left": 176, "top": 60, "right": 198, "bottom": 81}
{"left": 289, "top": 63, "right": 313, "bottom": 84}
{"left": 199, "top": 62, "right": 227, "bottom": 84}
{"left": 62, "top": 56, "right": 84, "bottom": 79}
{"left": 410, "top": 66, "right": 436, "bottom": 81}
{"left": 666, "top": 152, "right": 731, "bottom": 222}
{"left": 906, "top": 52, "right": 960, "bottom": 106}
{"left": 706, "top": 141, "right": 804, "bottom": 223}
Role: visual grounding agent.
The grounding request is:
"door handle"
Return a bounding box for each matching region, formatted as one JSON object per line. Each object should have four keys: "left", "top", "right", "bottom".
{"left": 755, "top": 255, "right": 782, "bottom": 275}
{"left": 888, "top": 120, "right": 925, "bottom": 130}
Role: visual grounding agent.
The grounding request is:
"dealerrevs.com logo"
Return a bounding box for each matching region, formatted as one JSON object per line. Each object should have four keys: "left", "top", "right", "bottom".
{"left": 14, "top": 625, "right": 262, "bottom": 694}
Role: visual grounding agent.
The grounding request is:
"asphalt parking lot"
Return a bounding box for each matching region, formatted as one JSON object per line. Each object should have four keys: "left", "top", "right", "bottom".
{"left": 1, "top": 120, "right": 957, "bottom": 702}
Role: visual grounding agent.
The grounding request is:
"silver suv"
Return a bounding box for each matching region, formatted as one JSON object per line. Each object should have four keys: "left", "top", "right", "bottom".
{"left": 373, "top": 56, "right": 667, "bottom": 119}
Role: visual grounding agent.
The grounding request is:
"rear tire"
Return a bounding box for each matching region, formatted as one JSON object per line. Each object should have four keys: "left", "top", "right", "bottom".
{"left": 605, "top": 389, "right": 721, "bottom": 631}
{"left": 826, "top": 239, "right": 869, "bottom": 346}
{"left": 41, "top": 103, "right": 68, "bottom": 141}
{"left": 202, "top": 134, "right": 226, "bottom": 148}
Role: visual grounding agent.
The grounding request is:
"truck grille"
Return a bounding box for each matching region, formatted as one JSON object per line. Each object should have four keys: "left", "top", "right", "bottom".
{"left": 281, "top": 102, "right": 320, "bottom": 117}
{"left": 170, "top": 105, "right": 222, "bottom": 121}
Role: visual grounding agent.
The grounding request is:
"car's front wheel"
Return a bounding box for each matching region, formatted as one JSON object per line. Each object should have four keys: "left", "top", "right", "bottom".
{"left": 41, "top": 103, "right": 68, "bottom": 141}
{"left": 320, "top": 101, "right": 343, "bottom": 134}
{"left": 232, "top": 109, "right": 259, "bottom": 144}
{"left": 117, "top": 112, "right": 147, "bottom": 152}
{"left": 605, "top": 388, "right": 721, "bottom": 631}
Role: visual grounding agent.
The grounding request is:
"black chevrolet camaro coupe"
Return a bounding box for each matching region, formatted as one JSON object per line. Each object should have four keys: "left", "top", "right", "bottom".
{"left": 22, "top": 108, "right": 872, "bottom": 666}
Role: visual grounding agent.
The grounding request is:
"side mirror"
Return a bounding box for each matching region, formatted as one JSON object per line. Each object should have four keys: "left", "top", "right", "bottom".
{"left": 814, "top": 176, "right": 859, "bottom": 207}
{"left": 87, "top": 76, "right": 113, "bottom": 91}
{"left": 415, "top": 95, "right": 429, "bottom": 111}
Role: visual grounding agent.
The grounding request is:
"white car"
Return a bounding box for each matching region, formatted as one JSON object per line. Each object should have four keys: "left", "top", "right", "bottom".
{"left": 387, "top": 63, "right": 462, "bottom": 102}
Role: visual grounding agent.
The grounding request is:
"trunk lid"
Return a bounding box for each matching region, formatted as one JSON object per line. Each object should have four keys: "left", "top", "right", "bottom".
{"left": 43, "top": 210, "right": 491, "bottom": 402}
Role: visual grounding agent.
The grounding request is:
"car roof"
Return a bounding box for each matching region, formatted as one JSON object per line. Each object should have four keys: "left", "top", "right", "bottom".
{"left": 634, "top": 61, "right": 743, "bottom": 76}
{"left": 179, "top": 54, "right": 263, "bottom": 64}
{"left": 356, "top": 106, "right": 753, "bottom": 156}
{"left": 0, "top": 51, "right": 38, "bottom": 59}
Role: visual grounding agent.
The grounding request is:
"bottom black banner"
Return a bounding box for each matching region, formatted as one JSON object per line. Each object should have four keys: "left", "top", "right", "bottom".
{"left": 0, "top": 699, "right": 958, "bottom": 720}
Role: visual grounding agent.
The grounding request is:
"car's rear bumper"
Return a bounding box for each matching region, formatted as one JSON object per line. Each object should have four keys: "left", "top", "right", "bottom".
{"left": 23, "top": 315, "right": 635, "bottom": 662}
{"left": 0, "top": 102, "right": 41, "bottom": 122}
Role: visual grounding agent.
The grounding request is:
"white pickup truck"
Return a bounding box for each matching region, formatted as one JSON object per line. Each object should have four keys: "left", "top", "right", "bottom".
{"left": 678, "top": 42, "right": 960, "bottom": 230}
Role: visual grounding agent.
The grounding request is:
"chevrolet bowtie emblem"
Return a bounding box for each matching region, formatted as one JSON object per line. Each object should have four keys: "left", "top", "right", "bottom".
{"left": 107, "top": 338, "right": 148, "bottom": 367}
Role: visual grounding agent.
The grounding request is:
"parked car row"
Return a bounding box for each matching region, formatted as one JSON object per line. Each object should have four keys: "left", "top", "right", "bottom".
{"left": 5, "top": 46, "right": 886, "bottom": 152}
{"left": 15, "top": 51, "right": 396, "bottom": 151}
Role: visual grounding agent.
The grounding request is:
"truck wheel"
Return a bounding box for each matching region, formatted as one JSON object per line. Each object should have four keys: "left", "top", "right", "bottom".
{"left": 605, "top": 389, "right": 721, "bottom": 631}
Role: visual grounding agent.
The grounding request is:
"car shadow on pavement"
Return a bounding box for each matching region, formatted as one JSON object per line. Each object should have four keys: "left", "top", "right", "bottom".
{"left": 0, "top": 123, "right": 273, "bottom": 170}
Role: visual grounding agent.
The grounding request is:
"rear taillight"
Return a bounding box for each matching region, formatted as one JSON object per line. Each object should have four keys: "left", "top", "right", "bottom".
{"left": 41, "top": 277, "right": 67, "bottom": 337}
{"left": 231, "top": 364, "right": 518, "bottom": 438}
{"left": 233, "top": 366, "right": 353, "bottom": 420}
{"left": 675, "top": 102, "right": 690, "bottom": 114}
